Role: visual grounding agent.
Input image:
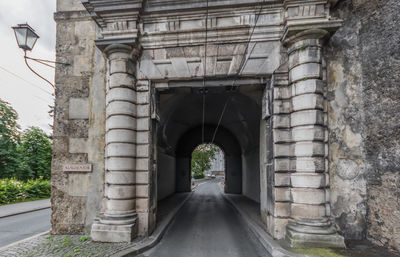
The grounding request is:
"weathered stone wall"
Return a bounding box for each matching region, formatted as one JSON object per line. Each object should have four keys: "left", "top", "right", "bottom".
{"left": 52, "top": 0, "right": 106, "bottom": 234}
{"left": 327, "top": 0, "right": 400, "bottom": 252}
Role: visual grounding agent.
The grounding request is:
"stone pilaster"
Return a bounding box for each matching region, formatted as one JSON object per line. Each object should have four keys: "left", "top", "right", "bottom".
{"left": 284, "top": 29, "right": 345, "bottom": 248}
{"left": 91, "top": 44, "right": 139, "bottom": 243}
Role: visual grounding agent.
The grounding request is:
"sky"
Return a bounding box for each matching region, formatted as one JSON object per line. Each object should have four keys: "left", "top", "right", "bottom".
{"left": 0, "top": 0, "right": 56, "bottom": 134}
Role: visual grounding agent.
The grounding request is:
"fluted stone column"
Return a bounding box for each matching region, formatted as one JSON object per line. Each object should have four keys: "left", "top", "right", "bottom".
{"left": 91, "top": 44, "right": 139, "bottom": 243}
{"left": 284, "top": 29, "right": 345, "bottom": 248}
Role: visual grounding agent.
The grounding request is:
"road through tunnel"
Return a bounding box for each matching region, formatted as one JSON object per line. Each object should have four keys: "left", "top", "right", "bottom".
{"left": 155, "top": 83, "right": 263, "bottom": 203}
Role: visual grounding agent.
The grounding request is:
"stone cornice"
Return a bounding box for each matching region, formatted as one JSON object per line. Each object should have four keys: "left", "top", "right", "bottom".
{"left": 82, "top": 0, "right": 143, "bottom": 50}
{"left": 281, "top": 0, "right": 342, "bottom": 44}
{"left": 144, "top": 0, "right": 282, "bottom": 13}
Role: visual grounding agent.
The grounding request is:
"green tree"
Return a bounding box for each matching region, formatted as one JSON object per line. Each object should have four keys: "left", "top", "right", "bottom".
{"left": 0, "top": 99, "right": 21, "bottom": 178}
{"left": 17, "top": 127, "right": 52, "bottom": 180}
{"left": 191, "top": 144, "right": 218, "bottom": 179}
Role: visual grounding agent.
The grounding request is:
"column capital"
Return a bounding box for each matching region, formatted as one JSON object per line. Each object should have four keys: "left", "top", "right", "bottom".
{"left": 103, "top": 43, "right": 142, "bottom": 61}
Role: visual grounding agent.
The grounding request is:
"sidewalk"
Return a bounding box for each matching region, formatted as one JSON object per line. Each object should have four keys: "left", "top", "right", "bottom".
{"left": 222, "top": 190, "right": 400, "bottom": 257}
{"left": 0, "top": 199, "right": 50, "bottom": 218}
{"left": 0, "top": 193, "right": 191, "bottom": 257}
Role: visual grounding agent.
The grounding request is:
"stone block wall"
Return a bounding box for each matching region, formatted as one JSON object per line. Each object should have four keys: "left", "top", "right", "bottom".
{"left": 52, "top": 0, "right": 106, "bottom": 234}
{"left": 327, "top": 0, "right": 400, "bottom": 252}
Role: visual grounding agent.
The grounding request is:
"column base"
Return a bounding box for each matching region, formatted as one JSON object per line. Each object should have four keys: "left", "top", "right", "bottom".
{"left": 91, "top": 217, "right": 138, "bottom": 243}
{"left": 285, "top": 219, "right": 345, "bottom": 248}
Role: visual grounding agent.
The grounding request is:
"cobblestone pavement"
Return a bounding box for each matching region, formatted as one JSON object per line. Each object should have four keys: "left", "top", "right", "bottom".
{"left": 0, "top": 234, "right": 143, "bottom": 257}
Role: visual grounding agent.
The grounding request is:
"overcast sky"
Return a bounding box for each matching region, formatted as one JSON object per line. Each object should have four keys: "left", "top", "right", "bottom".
{"left": 0, "top": 0, "right": 56, "bottom": 134}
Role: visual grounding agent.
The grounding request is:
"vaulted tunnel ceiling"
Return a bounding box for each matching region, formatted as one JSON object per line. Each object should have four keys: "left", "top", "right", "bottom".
{"left": 157, "top": 85, "right": 263, "bottom": 155}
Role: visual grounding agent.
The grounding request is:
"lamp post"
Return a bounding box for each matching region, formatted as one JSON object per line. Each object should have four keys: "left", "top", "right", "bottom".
{"left": 12, "top": 23, "right": 68, "bottom": 90}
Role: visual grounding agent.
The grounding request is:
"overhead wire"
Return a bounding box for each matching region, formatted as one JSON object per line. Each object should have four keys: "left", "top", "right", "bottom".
{"left": 211, "top": 0, "right": 266, "bottom": 143}
{"left": 0, "top": 65, "right": 54, "bottom": 97}
{"left": 201, "top": 0, "right": 209, "bottom": 143}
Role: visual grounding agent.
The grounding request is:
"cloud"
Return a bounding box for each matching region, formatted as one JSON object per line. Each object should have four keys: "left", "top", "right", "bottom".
{"left": 0, "top": 0, "right": 56, "bottom": 134}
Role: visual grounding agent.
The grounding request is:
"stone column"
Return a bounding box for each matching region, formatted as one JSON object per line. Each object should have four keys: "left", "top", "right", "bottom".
{"left": 91, "top": 44, "right": 139, "bottom": 243}
{"left": 285, "top": 29, "right": 345, "bottom": 248}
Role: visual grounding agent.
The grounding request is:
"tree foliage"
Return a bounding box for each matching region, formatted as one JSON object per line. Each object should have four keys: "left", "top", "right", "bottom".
{"left": 18, "top": 127, "right": 52, "bottom": 180}
{"left": 0, "top": 99, "right": 52, "bottom": 180}
{"left": 0, "top": 99, "right": 21, "bottom": 178}
{"left": 191, "top": 144, "right": 219, "bottom": 179}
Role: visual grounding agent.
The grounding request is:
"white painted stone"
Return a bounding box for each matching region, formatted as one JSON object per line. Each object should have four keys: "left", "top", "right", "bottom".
{"left": 106, "top": 143, "right": 136, "bottom": 157}
{"left": 291, "top": 110, "right": 324, "bottom": 127}
{"left": 106, "top": 116, "right": 136, "bottom": 131}
{"left": 91, "top": 223, "right": 137, "bottom": 243}
{"left": 137, "top": 104, "right": 150, "bottom": 117}
{"left": 105, "top": 199, "right": 136, "bottom": 212}
{"left": 274, "top": 158, "right": 291, "bottom": 171}
{"left": 106, "top": 88, "right": 136, "bottom": 104}
{"left": 275, "top": 173, "right": 291, "bottom": 186}
{"left": 69, "top": 138, "right": 88, "bottom": 153}
{"left": 136, "top": 144, "right": 149, "bottom": 158}
{"left": 291, "top": 173, "right": 326, "bottom": 188}
{"left": 291, "top": 188, "right": 325, "bottom": 204}
{"left": 69, "top": 98, "right": 89, "bottom": 119}
{"left": 106, "top": 101, "right": 136, "bottom": 117}
{"left": 137, "top": 131, "right": 149, "bottom": 144}
{"left": 294, "top": 142, "right": 325, "bottom": 157}
{"left": 273, "top": 129, "right": 291, "bottom": 143}
{"left": 273, "top": 86, "right": 291, "bottom": 100}
{"left": 292, "top": 125, "right": 325, "bottom": 142}
{"left": 288, "top": 46, "right": 321, "bottom": 69}
{"left": 107, "top": 157, "right": 135, "bottom": 171}
{"left": 107, "top": 129, "right": 136, "bottom": 144}
{"left": 273, "top": 100, "right": 292, "bottom": 114}
{"left": 136, "top": 198, "right": 150, "bottom": 211}
{"left": 292, "top": 94, "right": 324, "bottom": 111}
{"left": 136, "top": 185, "right": 149, "bottom": 198}
{"left": 137, "top": 91, "right": 149, "bottom": 104}
{"left": 289, "top": 63, "right": 322, "bottom": 83}
{"left": 291, "top": 203, "right": 325, "bottom": 219}
{"left": 136, "top": 158, "right": 149, "bottom": 171}
{"left": 294, "top": 157, "right": 325, "bottom": 172}
{"left": 109, "top": 73, "right": 135, "bottom": 89}
{"left": 110, "top": 58, "right": 135, "bottom": 75}
{"left": 275, "top": 187, "right": 291, "bottom": 201}
{"left": 106, "top": 184, "right": 136, "bottom": 199}
{"left": 274, "top": 202, "right": 291, "bottom": 217}
{"left": 273, "top": 144, "right": 291, "bottom": 157}
{"left": 136, "top": 172, "right": 149, "bottom": 184}
{"left": 136, "top": 118, "right": 149, "bottom": 131}
{"left": 272, "top": 115, "right": 290, "bottom": 128}
{"left": 293, "top": 79, "right": 324, "bottom": 96}
{"left": 106, "top": 171, "right": 135, "bottom": 184}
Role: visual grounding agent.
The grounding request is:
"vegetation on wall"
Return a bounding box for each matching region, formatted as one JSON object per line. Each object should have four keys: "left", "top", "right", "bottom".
{"left": 191, "top": 143, "right": 218, "bottom": 179}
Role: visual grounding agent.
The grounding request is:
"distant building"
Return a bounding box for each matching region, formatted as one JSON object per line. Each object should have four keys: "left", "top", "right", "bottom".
{"left": 205, "top": 150, "right": 225, "bottom": 176}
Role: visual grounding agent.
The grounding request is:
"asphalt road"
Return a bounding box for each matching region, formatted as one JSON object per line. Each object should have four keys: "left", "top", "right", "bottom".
{"left": 0, "top": 208, "right": 51, "bottom": 248}
{"left": 142, "top": 179, "right": 269, "bottom": 257}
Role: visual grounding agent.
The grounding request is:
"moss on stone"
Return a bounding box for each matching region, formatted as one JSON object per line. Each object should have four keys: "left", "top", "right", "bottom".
{"left": 293, "top": 248, "right": 347, "bottom": 257}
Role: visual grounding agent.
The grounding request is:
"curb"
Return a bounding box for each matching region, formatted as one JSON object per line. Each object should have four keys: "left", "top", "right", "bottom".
{"left": 0, "top": 230, "right": 50, "bottom": 253}
{"left": 111, "top": 192, "right": 193, "bottom": 257}
{"left": 0, "top": 205, "right": 51, "bottom": 219}
{"left": 220, "top": 186, "right": 313, "bottom": 257}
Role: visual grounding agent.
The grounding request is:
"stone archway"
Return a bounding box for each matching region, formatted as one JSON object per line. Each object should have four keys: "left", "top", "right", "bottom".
{"left": 52, "top": 0, "right": 347, "bottom": 248}
{"left": 175, "top": 125, "right": 242, "bottom": 194}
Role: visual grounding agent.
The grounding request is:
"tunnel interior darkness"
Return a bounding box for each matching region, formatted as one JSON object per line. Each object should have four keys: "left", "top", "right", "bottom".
{"left": 156, "top": 84, "right": 262, "bottom": 203}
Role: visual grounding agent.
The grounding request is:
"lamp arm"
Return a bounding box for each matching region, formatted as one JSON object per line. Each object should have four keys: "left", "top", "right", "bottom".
{"left": 25, "top": 56, "right": 69, "bottom": 66}
{"left": 24, "top": 51, "right": 55, "bottom": 90}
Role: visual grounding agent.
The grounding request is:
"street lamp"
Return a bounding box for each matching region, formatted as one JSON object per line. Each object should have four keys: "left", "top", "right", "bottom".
{"left": 12, "top": 23, "right": 68, "bottom": 90}
{"left": 12, "top": 24, "right": 39, "bottom": 51}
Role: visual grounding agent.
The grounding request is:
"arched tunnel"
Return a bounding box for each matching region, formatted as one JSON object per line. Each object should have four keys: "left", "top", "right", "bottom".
{"left": 156, "top": 83, "right": 263, "bottom": 203}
